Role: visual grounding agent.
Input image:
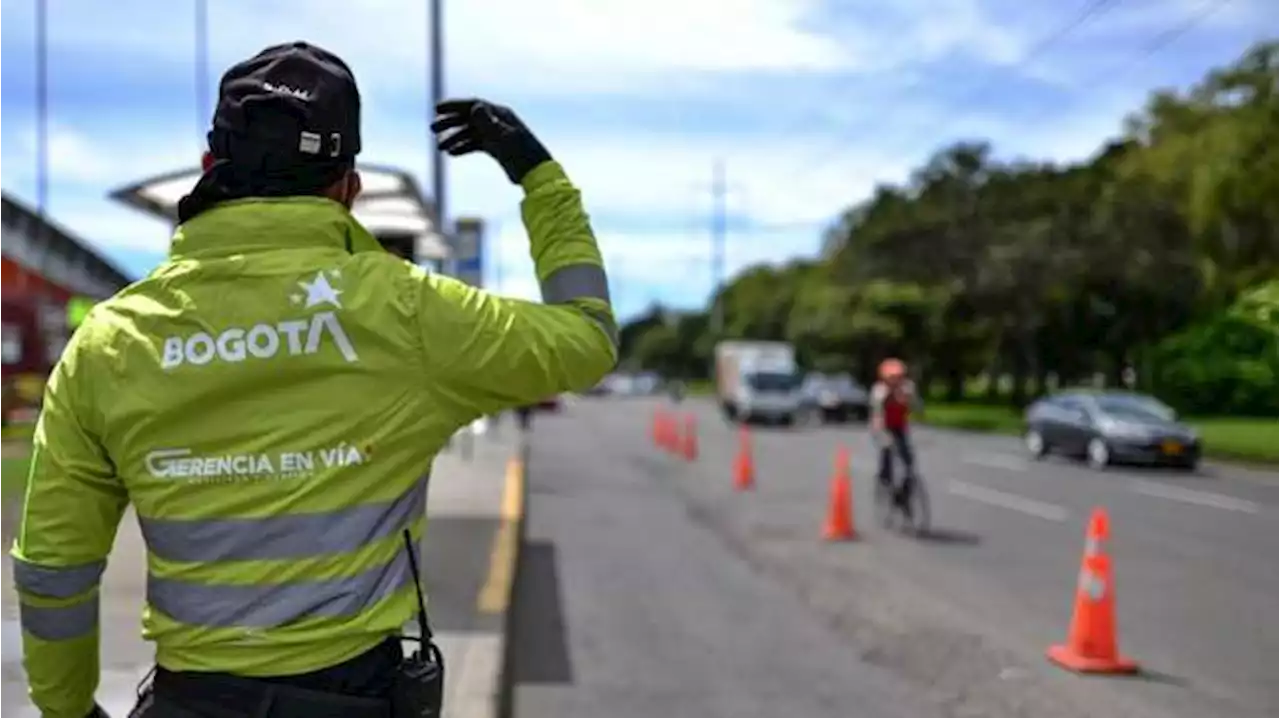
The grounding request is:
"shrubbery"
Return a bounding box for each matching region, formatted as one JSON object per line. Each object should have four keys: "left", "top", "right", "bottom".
{"left": 1150, "top": 281, "right": 1278, "bottom": 416}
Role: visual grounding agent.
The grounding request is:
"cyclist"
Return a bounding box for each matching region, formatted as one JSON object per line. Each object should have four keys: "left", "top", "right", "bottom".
{"left": 10, "top": 42, "right": 616, "bottom": 718}
{"left": 870, "top": 358, "right": 920, "bottom": 509}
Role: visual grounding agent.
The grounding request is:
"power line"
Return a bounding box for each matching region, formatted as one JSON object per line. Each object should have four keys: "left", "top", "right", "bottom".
{"left": 925, "top": 0, "right": 1119, "bottom": 121}
{"left": 763, "top": 0, "right": 1230, "bottom": 237}
{"left": 784, "top": 0, "right": 1121, "bottom": 178}
{"left": 1000, "top": 0, "right": 1119, "bottom": 77}
{"left": 1093, "top": 0, "right": 1234, "bottom": 78}
{"left": 991, "top": 0, "right": 1237, "bottom": 128}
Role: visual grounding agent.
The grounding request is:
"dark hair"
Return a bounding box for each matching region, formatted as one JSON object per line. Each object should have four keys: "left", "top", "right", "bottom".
{"left": 177, "top": 136, "right": 351, "bottom": 223}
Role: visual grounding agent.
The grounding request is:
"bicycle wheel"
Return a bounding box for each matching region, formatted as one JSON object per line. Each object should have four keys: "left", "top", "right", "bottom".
{"left": 903, "top": 475, "right": 931, "bottom": 536}
{"left": 873, "top": 477, "right": 897, "bottom": 528}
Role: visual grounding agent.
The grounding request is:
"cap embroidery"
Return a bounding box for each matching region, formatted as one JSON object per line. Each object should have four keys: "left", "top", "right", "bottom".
{"left": 263, "top": 81, "right": 312, "bottom": 101}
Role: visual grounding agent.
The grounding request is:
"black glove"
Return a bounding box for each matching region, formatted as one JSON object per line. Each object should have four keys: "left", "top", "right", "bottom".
{"left": 431, "top": 99, "right": 552, "bottom": 184}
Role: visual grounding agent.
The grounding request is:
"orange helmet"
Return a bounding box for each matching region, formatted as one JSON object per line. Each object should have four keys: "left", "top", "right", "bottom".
{"left": 878, "top": 358, "right": 906, "bottom": 380}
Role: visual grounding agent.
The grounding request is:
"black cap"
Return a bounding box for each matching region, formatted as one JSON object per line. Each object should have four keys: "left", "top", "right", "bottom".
{"left": 209, "top": 42, "right": 362, "bottom": 166}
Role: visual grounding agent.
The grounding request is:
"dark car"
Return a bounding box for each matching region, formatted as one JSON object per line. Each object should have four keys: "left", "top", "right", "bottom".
{"left": 1023, "top": 391, "right": 1200, "bottom": 470}
{"left": 799, "top": 372, "right": 870, "bottom": 424}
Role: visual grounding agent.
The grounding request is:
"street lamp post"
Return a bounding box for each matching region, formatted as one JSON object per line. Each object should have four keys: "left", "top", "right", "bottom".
{"left": 428, "top": 0, "right": 450, "bottom": 276}
{"left": 427, "top": 0, "right": 477, "bottom": 457}
{"left": 32, "top": 0, "right": 50, "bottom": 292}
{"left": 195, "top": 0, "right": 210, "bottom": 143}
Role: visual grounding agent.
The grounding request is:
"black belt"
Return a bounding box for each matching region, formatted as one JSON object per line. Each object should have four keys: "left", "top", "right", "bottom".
{"left": 151, "top": 667, "right": 391, "bottom": 718}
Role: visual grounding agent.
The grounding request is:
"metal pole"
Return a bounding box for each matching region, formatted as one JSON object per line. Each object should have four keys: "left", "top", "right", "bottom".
{"left": 428, "top": 0, "right": 474, "bottom": 455}
{"left": 35, "top": 0, "right": 49, "bottom": 220}
{"left": 195, "top": 0, "right": 210, "bottom": 142}
{"left": 709, "top": 159, "right": 726, "bottom": 335}
{"left": 31, "top": 0, "right": 50, "bottom": 291}
{"left": 428, "top": 0, "right": 450, "bottom": 275}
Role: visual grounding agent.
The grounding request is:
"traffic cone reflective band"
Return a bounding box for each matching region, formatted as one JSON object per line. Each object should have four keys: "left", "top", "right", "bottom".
{"left": 681, "top": 413, "right": 699, "bottom": 461}
{"left": 733, "top": 426, "right": 754, "bottom": 491}
{"left": 1047, "top": 507, "right": 1138, "bottom": 674}
{"left": 823, "top": 445, "right": 857, "bottom": 541}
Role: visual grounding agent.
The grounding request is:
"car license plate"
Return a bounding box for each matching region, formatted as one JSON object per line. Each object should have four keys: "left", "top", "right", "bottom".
{"left": 1162, "top": 440, "right": 1183, "bottom": 455}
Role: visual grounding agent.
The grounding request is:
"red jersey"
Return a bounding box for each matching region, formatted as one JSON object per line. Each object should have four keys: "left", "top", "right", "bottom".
{"left": 872, "top": 380, "right": 914, "bottom": 431}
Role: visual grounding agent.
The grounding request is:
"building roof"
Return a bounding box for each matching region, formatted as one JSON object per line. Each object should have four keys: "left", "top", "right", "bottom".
{"left": 1, "top": 192, "right": 134, "bottom": 288}
{"left": 107, "top": 164, "right": 451, "bottom": 260}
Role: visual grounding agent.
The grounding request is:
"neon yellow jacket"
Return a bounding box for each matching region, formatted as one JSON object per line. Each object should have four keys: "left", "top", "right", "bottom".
{"left": 10, "top": 161, "right": 616, "bottom": 717}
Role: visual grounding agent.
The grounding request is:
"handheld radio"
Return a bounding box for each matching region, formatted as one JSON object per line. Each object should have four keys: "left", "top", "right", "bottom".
{"left": 392, "top": 529, "right": 445, "bottom": 718}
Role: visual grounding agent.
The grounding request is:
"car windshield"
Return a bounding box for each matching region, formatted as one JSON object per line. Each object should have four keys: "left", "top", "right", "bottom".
{"left": 748, "top": 372, "right": 798, "bottom": 392}
{"left": 1094, "top": 396, "right": 1175, "bottom": 421}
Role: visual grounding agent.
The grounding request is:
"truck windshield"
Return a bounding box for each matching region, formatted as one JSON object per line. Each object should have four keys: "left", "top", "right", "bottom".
{"left": 747, "top": 372, "right": 798, "bottom": 392}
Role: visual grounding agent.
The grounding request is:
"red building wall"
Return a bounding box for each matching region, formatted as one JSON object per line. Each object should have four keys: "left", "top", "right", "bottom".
{"left": 3, "top": 256, "right": 74, "bottom": 304}
{"left": 2, "top": 256, "right": 77, "bottom": 414}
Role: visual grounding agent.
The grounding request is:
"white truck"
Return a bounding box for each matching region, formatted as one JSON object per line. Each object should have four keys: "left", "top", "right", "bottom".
{"left": 714, "top": 340, "right": 802, "bottom": 425}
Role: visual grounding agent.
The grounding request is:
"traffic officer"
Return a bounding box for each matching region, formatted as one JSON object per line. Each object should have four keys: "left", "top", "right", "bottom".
{"left": 10, "top": 41, "right": 616, "bottom": 717}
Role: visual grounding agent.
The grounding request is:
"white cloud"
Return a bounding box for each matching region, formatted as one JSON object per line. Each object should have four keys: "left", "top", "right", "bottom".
{"left": 5, "top": 0, "right": 1112, "bottom": 101}
{"left": 7, "top": 0, "right": 851, "bottom": 99}
{"left": 487, "top": 217, "right": 824, "bottom": 313}
{"left": 4, "top": 83, "right": 1139, "bottom": 257}
{"left": 4, "top": 123, "right": 199, "bottom": 190}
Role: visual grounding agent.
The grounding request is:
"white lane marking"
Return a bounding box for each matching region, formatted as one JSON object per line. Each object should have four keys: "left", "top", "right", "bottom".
{"left": 962, "top": 453, "right": 1028, "bottom": 472}
{"left": 949, "top": 480, "right": 1069, "bottom": 522}
{"left": 1130, "top": 480, "right": 1261, "bottom": 514}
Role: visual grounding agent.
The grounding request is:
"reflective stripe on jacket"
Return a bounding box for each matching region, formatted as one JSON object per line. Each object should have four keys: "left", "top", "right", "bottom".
{"left": 10, "top": 160, "right": 615, "bottom": 717}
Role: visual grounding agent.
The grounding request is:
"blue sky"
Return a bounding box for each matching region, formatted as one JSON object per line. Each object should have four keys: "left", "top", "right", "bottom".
{"left": 2, "top": 0, "right": 1274, "bottom": 321}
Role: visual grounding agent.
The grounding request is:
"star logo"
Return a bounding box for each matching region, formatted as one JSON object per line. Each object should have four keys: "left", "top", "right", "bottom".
{"left": 297, "top": 271, "right": 343, "bottom": 309}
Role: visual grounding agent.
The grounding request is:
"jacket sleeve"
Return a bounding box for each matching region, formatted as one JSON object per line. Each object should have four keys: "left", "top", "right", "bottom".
{"left": 10, "top": 324, "right": 126, "bottom": 718}
{"left": 415, "top": 160, "right": 618, "bottom": 421}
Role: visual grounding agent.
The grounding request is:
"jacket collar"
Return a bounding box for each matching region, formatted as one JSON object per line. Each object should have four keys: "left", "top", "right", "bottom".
{"left": 169, "top": 197, "right": 385, "bottom": 260}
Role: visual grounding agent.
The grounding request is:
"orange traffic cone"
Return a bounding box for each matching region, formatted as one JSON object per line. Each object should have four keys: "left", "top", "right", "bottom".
{"left": 657, "top": 411, "right": 675, "bottom": 452}
{"left": 732, "top": 426, "right": 755, "bottom": 491}
{"left": 1047, "top": 507, "right": 1138, "bottom": 674}
{"left": 681, "top": 414, "right": 699, "bottom": 461}
{"left": 651, "top": 410, "right": 664, "bottom": 448}
{"left": 822, "top": 445, "right": 857, "bottom": 541}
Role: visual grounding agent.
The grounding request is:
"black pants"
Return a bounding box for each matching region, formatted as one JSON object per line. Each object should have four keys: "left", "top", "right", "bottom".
{"left": 876, "top": 427, "right": 916, "bottom": 489}
{"left": 130, "top": 638, "right": 401, "bottom": 718}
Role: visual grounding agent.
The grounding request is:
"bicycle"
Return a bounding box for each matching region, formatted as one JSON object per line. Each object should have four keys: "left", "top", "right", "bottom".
{"left": 873, "top": 437, "right": 931, "bottom": 535}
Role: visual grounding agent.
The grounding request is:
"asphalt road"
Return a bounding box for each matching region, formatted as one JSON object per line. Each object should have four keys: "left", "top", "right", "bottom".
{"left": 510, "top": 396, "right": 1278, "bottom": 718}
